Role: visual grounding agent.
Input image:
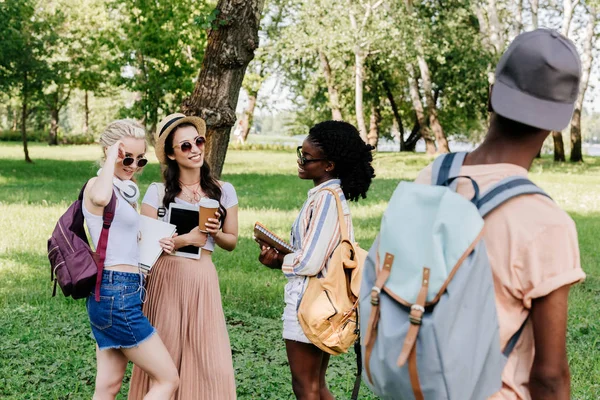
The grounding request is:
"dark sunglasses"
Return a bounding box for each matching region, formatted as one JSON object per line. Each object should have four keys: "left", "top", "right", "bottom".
{"left": 174, "top": 136, "right": 206, "bottom": 152}
{"left": 122, "top": 157, "right": 148, "bottom": 168}
{"left": 296, "top": 146, "right": 326, "bottom": 166}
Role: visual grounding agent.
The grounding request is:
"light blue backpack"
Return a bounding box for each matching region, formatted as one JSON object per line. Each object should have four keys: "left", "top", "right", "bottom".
{"left": 359, "top": 152, "right": 550, "bottom": 400}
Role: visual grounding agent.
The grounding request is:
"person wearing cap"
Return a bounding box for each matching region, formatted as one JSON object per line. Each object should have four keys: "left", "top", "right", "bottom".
{"left": 128, "top": 114, "right": 238, "bottom": 399}
{"left": 414, "top": 28, "right": 585, "bottom": 399}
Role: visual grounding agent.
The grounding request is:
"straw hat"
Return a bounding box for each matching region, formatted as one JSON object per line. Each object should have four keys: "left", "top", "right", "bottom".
{"left": 154, "top": 113, "right": 207, "bottom": 164}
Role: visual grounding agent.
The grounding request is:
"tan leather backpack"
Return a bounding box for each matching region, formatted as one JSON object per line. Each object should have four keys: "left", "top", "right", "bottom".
{"left": 297, "top": 188, "right": 367, "bottom": 355}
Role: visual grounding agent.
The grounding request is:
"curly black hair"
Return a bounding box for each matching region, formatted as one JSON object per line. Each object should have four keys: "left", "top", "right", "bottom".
{"left": 307, "top": 120, "right": 375, "bottom": 202}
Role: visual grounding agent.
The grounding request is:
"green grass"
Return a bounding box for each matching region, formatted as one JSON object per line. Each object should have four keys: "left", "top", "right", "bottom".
{"left": 1, "top": 142, "right": 600, "bottom": 398}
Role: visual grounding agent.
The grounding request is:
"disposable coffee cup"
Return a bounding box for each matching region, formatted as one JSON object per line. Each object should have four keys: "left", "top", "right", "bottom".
{"left": 199, "top": 198, "right": 220, "bottom": 233}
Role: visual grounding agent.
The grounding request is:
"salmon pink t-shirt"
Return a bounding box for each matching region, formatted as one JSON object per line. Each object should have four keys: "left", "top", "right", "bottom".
{"left": 415, "top": 162, "right": 585, "bottom": 400}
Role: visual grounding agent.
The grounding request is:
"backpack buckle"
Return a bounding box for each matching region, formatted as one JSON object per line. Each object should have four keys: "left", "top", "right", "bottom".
{"left": 370, "top": 286, "right": 381, "bottom": 305}
{"left": 409, "top": 304, "right": 425, "bottom": 325}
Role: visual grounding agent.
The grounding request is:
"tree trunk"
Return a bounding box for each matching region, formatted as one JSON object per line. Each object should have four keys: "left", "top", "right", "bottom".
{"left": 182, "top": 0, "right": 265, "bottom": 178}
{"left": 148, "top": 121, "right": 157, "bottom": 146}
{"left": 49, "top": 97, "right": 59, "bottom": 146}
{"left": 404, "top": 117, "right": 421, "bottom": 152}
{"left": 83, "top": 90, "right": 90, "bottom": 134}
{"left": 569, "top": 109, "right": 583, "bottom": 162}
{"left": 241, "top": 89, "right": 257, "bottom": 141}
{"left": 392, "top": 119, "right": 401, "bottom": 151}
{"left": 416, "top": 52, "right": 449, "bottom": 153}
{"left": 319, "top": 50, "right": 343, "bottom": 121}
{"left": 474, "top": 7, "right": 490, "bottom": 49}
{"left": 10, "top": 107, "right": 18, "bottom": 131}
{"left": 561, "top": 0, "right": 579, "bottom": 37}
{"left": 382, "top": 78, "right": 405, "bottom": 151}
{"left": 21, "top": 73, "right": 32, "bottom": 163}
{"left": 550, "top": 0, "right": 579, "bottom": 161}
{"left": 147, "top": 106, "right": 158, "bottom": 146}
{"left": 407, "top": 63, "right": 436, "bottom": 154}
{"left": 367, "top": 103, "right": 380, "bottom": 149}
{"left": 570, "top": 7, "right": 595, "bottom": 163}
{"left": 513, "top": 0, "right": 523, "bottom": 37}
{"left": 530, "top": 0, "right": 539, "bottom": 29}
{"left": 354, "top": 47, "right": 368, "bottom": 142}
{"left": 487, "top": 0, "right": 504, "bottom": 53}
{"left": 553, "top": 131, "right": 566, "bottom": 161}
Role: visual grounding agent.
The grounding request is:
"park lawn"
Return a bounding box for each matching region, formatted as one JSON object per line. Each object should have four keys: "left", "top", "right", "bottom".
{"left": 0, "top": 142, "right": 599, "bottom": 399}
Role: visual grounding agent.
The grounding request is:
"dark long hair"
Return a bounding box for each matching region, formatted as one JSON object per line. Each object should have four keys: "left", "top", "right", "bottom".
{"left": 307, "top": 120, "right": 375, "bottom": 202}
{"left": 162, "top": 123, "right": 227, "bottom": 221}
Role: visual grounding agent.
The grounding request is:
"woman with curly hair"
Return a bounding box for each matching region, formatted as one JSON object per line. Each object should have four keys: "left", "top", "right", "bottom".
{"left": 258, "top": 120, "right": 375, "bottom": 399}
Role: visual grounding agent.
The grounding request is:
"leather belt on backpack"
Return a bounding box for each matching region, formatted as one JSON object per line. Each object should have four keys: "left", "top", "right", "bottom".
{"left": 364, "top": 252, "right": 429, "bottom": 400}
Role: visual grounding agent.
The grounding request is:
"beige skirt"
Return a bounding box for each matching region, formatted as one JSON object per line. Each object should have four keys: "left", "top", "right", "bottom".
{"left": 128, "top": 253, "right": 236, "bottom": 400}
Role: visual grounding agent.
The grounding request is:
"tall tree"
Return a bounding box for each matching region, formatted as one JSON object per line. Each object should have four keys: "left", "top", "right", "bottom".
{"left": 238, "top": 0, "right": 287, "bottom": 139}
{"left": 182, "top": 0, "right": 265, "bottom": 178}
{"left": 407, "top": 63, "right": 437, "bottom": 154}
{"left": 348, "top": 0, "right": 385, "bottom": 142}
{"left": 570, "top": 5, "right": 596, "bottom": 162}
{"left": 0, "top": 0, "right": 50, "bottom": 162}
{"left": 551, "top": 0, "right": 581, "bottom": 161}
{"left": 367, "top": 102, "right": 381, "bottom": 148}
{"left": 319, "top": 50, "right": 344, "bottom": 120}
{"left": 416, "top": 42, "right": 450, "bottom": 153}
{"left": 113, "top": 0, "right": 211, "bottom": 141}
{"left": 240, "top": 58, "right": 266, "bottom": 141}
{"left": 72, "top": 0, "right": 118, "bottom": 135}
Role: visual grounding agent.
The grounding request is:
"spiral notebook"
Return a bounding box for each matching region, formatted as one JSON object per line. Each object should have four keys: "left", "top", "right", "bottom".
{"left": 253, "top": 222, "right": 294, "bottom": 255}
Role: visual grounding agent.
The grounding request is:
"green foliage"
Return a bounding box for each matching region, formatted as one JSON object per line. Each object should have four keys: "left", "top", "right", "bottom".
{"left": 0, "top": 130, "right": 96, "bottom": 144}
{"left": 269, "top": 0, "right": 494, "bottom": 142}
{"left": 107, "top": 0, "right": 214, "bottom": 130}
{"left": 1, "top": 144, "right": 600, "bottom": 398}
{"left": 0, "top": 0, "right": 50, "bottom": 95}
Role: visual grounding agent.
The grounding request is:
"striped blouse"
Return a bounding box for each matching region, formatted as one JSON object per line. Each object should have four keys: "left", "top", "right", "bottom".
{"left": 282, "top": 179, "right": 354, "bottom": 278}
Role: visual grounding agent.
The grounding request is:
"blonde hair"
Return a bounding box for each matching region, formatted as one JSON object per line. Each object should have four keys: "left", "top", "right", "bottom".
{"left": 99, "top": 119, "right": 147, "bottom": 163}
{"left": 100, "top": 119, "right": 146, "bottom": 147}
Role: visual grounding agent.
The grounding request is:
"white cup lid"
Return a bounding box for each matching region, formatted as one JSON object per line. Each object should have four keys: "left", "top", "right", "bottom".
{"left": 199, "top": 198, "right": 219, "bottom": 208}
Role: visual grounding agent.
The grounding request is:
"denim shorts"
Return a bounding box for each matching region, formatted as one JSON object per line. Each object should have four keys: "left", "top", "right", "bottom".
{"left": 86, "top": 270, "right": 156, "bottom": 351}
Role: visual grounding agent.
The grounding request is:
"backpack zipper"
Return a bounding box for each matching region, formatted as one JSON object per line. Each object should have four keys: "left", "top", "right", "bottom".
{"left": 58, "top": 222, "right": 75, "bottom": 253}
{"left": 48, "top": 245, "right": 59, "bottom": 256}
{"left": 53, "top": 261, "right": 64, "bottom": 274}
{"left": 325, "top": 290, "right": 338, "bottom": 317}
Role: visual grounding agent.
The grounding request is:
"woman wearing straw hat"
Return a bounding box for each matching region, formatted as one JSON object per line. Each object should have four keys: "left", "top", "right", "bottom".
{"left": 128, "top": 113, "right": 238, "bottom": 399}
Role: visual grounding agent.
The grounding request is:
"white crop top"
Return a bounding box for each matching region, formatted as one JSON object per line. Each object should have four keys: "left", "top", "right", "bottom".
{"left": 82, "top": 189, "right": 140, "bottom": 267}
{"left": 142, "top": 181, "right": 238, "bottom": 252}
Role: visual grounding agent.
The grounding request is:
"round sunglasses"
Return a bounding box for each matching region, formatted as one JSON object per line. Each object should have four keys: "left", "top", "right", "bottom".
{"left": 174, "top": 136, "right": 206, "bottom": 153}
{"left": 122, "top": 157, "right": 148, "bottom": 168}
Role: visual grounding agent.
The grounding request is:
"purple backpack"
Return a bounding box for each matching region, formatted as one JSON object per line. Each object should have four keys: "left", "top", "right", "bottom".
{"left": 47, "top": 184, "right": 116, "bottom": 301}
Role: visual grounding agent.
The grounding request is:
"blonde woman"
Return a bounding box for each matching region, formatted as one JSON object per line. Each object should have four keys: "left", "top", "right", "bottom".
{"left": 82, "top": 120, "right": 179, "bottom": 400}
{"left": 129, "top": 114, "right": 238, "bottom": 399}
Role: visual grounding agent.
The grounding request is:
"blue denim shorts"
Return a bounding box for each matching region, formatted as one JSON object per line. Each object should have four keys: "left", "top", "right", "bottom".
{"left": 86, "top": 270, "right": 156, "bottom": 351}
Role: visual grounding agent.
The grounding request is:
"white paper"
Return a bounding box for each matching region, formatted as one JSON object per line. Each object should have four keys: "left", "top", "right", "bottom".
{"left": 138, "top": 215, "right": 177, "bottom": 271}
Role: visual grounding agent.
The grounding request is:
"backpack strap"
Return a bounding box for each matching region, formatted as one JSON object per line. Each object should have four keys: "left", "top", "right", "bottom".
{"left": 475, "top": 177, "right": 548, "bottom": 356}
{"left": 503, "top": 317, "right": 528, "bottom": 357}
{"left": 93, "top": 192, "right": 117, "bottom": 302}
{"left": 153, "top": 182, "right": 167, "bottom": 220}
{"left": 431, "top": 152, "right": 468, "bottom": 189}
{"left": 321, "top": 187, "right": 349, "bottom": 242}
{"left": 476, "top": 176, "right": 551, "bottom": 218}
{"left": 350, "top": 340, "right": 362, "bottom": 400}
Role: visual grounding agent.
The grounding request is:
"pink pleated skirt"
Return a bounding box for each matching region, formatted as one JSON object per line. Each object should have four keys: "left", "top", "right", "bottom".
{"left": 128, "top": 253, "right": 236, "bottom": 400}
